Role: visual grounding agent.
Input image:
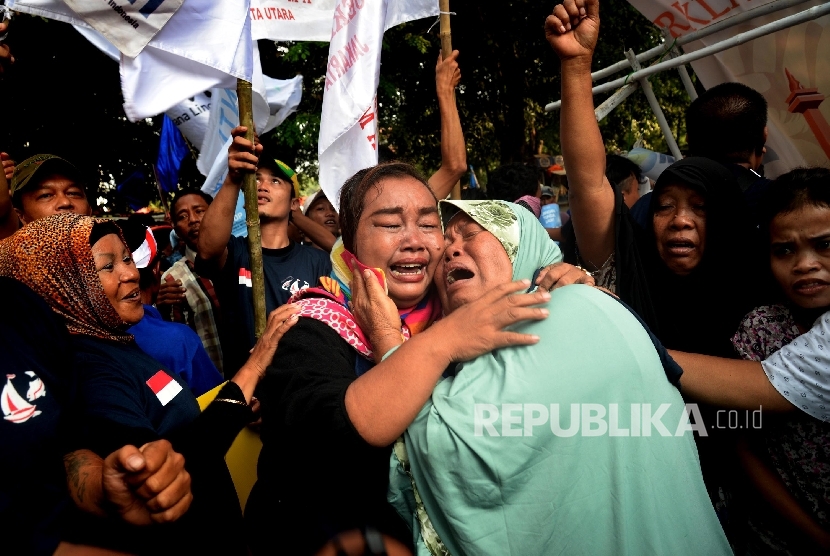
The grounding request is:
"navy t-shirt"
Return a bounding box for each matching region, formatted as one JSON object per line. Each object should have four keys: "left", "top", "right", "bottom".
{"left": 0, "top": 277, "right": 76, "bottom": 556}
{"left": 73, "top": 335, "right": 201, "bottom": 456}
{"left": 214, "top": 236, "right": 331, "bottom": 376}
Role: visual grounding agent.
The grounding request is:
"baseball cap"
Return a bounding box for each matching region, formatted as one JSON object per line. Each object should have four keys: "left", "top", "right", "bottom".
{"left": 10, "top": 154, "right": 83, "bottom": 198}
{"left": 259, "top": 156, "right": 300, "bottom": 198}
{"left": 541, "top": 186, "right": 554, "bottom": 198}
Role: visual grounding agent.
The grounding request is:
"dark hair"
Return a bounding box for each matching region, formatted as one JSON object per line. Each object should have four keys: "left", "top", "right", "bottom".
{"left": 605, "top": 154, "right": 642, "bottom": 193}
{"left": 486, "top": 163, "right": 539, "bottom": 202}
{"left": 686, "top": 82, "right": 767, "bottom": 164}
{"left": 89, "top": 221, "right": 123, "bottom": 247}
{"left": 339, "top": 161, "right": 435, "bottom": 254}
{"left": 758, "top": 167, "right": 830, "bottom": 239}
{"left": 171, "top": 188, "right": 213, "bottom": 215}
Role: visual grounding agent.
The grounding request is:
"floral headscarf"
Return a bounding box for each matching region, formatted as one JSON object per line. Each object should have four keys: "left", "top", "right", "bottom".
{"left": 0, "top": 213, "right": 133, "bottom": 343}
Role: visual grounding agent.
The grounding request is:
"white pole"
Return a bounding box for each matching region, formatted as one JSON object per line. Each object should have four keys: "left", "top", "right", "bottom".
{"left": 625, "top": 50, "right": 683, "bottom": 160}
{"left": 545, "top": 1, "right": 830, "bottom": 112}
{"left": 662, "top": 27, "right": 698, "bottom": 101}
{"left": 595, "top": 81, "right": 639, "bottom": 122}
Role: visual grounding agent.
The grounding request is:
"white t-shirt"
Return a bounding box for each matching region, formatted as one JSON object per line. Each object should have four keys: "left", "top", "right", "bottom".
{"left": 761, "top": 311, "right": 830, "bottom": 421}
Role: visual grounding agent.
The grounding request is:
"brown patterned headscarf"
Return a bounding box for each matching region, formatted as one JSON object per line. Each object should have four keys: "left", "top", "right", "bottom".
{"left": 0, "top": 213, "right": 133, "bottom": 343}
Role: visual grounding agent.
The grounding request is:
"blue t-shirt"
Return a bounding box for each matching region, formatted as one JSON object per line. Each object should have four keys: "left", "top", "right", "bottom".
{"left": 128, "top": 305, "right": 223, "bottom": 397}
{"left": 215, "top": 237, "right": 331, "bottom": 376}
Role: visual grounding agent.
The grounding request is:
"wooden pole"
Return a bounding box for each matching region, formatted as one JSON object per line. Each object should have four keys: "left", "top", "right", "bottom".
{"left": 439, "top": 0, "right": 461, "bottom": 201}
{"left": 237, "top": 79, "right": 267, "bottom": 339}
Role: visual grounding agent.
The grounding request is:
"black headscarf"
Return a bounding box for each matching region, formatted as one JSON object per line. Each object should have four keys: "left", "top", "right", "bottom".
{"left": 616, "top": 157, "right": 758, "bottom": 357}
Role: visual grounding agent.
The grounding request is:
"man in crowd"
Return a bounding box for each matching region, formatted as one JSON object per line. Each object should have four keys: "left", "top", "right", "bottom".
{"left": 630, "top": 81, "right": 771, "bottom": 227}
{"left": 686, "top": 81, "right": 772, "bottom": 213}
{"left": 158, "top": 188, "right": 226, "bottom": 374}
{"left": 10, "top": 154, "right": 92, "bottom": 224}
{"left": 197, "top": 139, "right": 331, "bottom": 377}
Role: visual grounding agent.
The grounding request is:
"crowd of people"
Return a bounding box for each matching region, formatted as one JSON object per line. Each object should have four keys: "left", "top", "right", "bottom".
{"left": 2, "top": 0, "right": 830, "bottom": 554}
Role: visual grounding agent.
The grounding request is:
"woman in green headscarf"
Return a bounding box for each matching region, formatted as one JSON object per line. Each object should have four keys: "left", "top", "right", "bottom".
{"left": 381, "top": 200, "right": 731, "bottom": 555}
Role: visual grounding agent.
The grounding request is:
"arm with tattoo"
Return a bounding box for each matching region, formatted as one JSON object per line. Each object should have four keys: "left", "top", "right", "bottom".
{"left": 63, "top": 440, "right": 193, "bottom": 525}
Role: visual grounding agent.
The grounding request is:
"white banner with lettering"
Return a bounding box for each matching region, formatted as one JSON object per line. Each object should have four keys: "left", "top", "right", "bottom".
{"left": 317, "top": 0, "right": 438, "bottom": 211}
{"left": 250, "top": 0, "right": 337, "bottom": 42}
{"left": 626, "top": 0, "right": 830, "bottom": 175}
{"left": 61, "top": 0, "right": 184, "bottom": 57}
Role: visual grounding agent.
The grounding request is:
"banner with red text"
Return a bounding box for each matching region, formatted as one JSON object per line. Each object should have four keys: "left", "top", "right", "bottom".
{"left": 250, "top": 0, "right": 337, "bottom": 42}
{"left": 626, "top": 0, "right": 830, "bottom": 175}
{"left": 318, "top": 0, "right": 438, "bottom": 211}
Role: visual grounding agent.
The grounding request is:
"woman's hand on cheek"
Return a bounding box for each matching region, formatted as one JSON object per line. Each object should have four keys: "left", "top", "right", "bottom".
{"left": 351, "top": 269, "right": 404, "bottom": 362}
{"left": 437, "top": 279, "right": 549, "bottom": 362}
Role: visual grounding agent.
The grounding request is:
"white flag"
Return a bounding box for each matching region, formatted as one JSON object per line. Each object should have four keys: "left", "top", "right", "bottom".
{"left": 10, "top": 0, "right": 255, "bottom": 122}
{"left": 199, "top": 75, "right": 303, "bottom": 237}
{"left": 318, "top": 0, "right": 438, "bottom": 211}
{"left": 62, "top": 0, "right": 184, "bottom": 57}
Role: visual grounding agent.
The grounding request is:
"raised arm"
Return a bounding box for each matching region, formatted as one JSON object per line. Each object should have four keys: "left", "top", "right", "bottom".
{"left": 428, "top": 50, "right": 467, "bottom": 200}
{"left": 290, "top": 201, "right": 336, "bottom": 252}
{"left": 546, "top": 0, "right": 615, "bottom": 270}
{"left": 197, "top": 126, "right": 261, "bottom": 269}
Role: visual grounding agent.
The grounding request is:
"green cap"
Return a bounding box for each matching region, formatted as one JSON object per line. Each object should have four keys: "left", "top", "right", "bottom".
{"left": 10, "top": 154, "right": 82, "bottom": 198}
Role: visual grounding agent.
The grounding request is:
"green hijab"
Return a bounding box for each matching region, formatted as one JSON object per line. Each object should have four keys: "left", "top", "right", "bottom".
{"left": 389, "top": 201, "right": 730, "bottom": 556}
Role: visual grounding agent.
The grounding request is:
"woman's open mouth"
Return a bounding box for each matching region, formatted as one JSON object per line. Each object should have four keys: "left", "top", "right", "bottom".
{"left": 793, "top": 279, "right": 830, "bottom": 296}
{"left": 665, "top": 240, "right": 696, "bottom": 256}
{"left": 390, "top": 263, "right": 427, "bottom": 281}
{"left": 446, "top": 266, "right": 475, "bottom": 288}
{"left": 122, "top": 288, "right": 141, "bottom": 303}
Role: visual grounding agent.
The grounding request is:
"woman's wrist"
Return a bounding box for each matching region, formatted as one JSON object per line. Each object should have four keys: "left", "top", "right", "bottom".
{"left": 371, "top": 329, "right": 406, "bottom": 362}
{"left": 230, "top": 365, "right": 262, "bottom": 403}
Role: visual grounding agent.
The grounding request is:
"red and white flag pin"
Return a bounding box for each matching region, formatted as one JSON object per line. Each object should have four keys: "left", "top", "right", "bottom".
{"left": 146, "top": 371, "right": 183, "bottom": 407}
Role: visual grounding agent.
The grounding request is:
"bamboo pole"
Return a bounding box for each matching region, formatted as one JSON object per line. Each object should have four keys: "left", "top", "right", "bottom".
{"left": 237, "top": 79, "right": 267, "bottom": 339}
{"left": 439, "top": 0, "right": 461, "bottom": 201}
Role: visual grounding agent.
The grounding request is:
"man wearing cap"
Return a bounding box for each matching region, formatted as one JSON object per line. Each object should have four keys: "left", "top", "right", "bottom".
{"left": 198, "top": 127, "right": 331, "bottom": 377}
{"left": 10, "top": 154, "right": 92, "bottom": 224}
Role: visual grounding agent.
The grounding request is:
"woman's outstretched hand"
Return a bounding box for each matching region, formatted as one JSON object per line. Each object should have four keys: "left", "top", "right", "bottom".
{"left": 233, "top": 304, "right": 301, "bottom": 403}
{"left": 545, "top": 0, "right": 599, "bottom": 62}
{"left": 245, "top": 303, "right": 302, "bottom": 377}
{"left": 434, "top": 279, "right": 550, "bottom": 363}
{"left": 351, "top": 268, "right": 404, "bottom": 362}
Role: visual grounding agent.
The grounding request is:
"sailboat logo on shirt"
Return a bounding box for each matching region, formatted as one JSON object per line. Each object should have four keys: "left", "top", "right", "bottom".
{"left": 281, "top": 276, "right": 310, "bottom": 295}
{"left": 2, "top": 372, "right": 46, "bottom": 423}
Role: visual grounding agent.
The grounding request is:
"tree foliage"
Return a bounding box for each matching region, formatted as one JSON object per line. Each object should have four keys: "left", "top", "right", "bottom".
{"left": 1, "top": 1, "right": 698, "bottom": 211}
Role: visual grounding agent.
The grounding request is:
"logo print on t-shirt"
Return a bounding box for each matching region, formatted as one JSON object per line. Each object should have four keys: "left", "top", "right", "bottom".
{"left": 2, "top": 372, "right": 45, "bottom": 423}
{"left": 281, "top": 276, "right": 310, "bottom": 295}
